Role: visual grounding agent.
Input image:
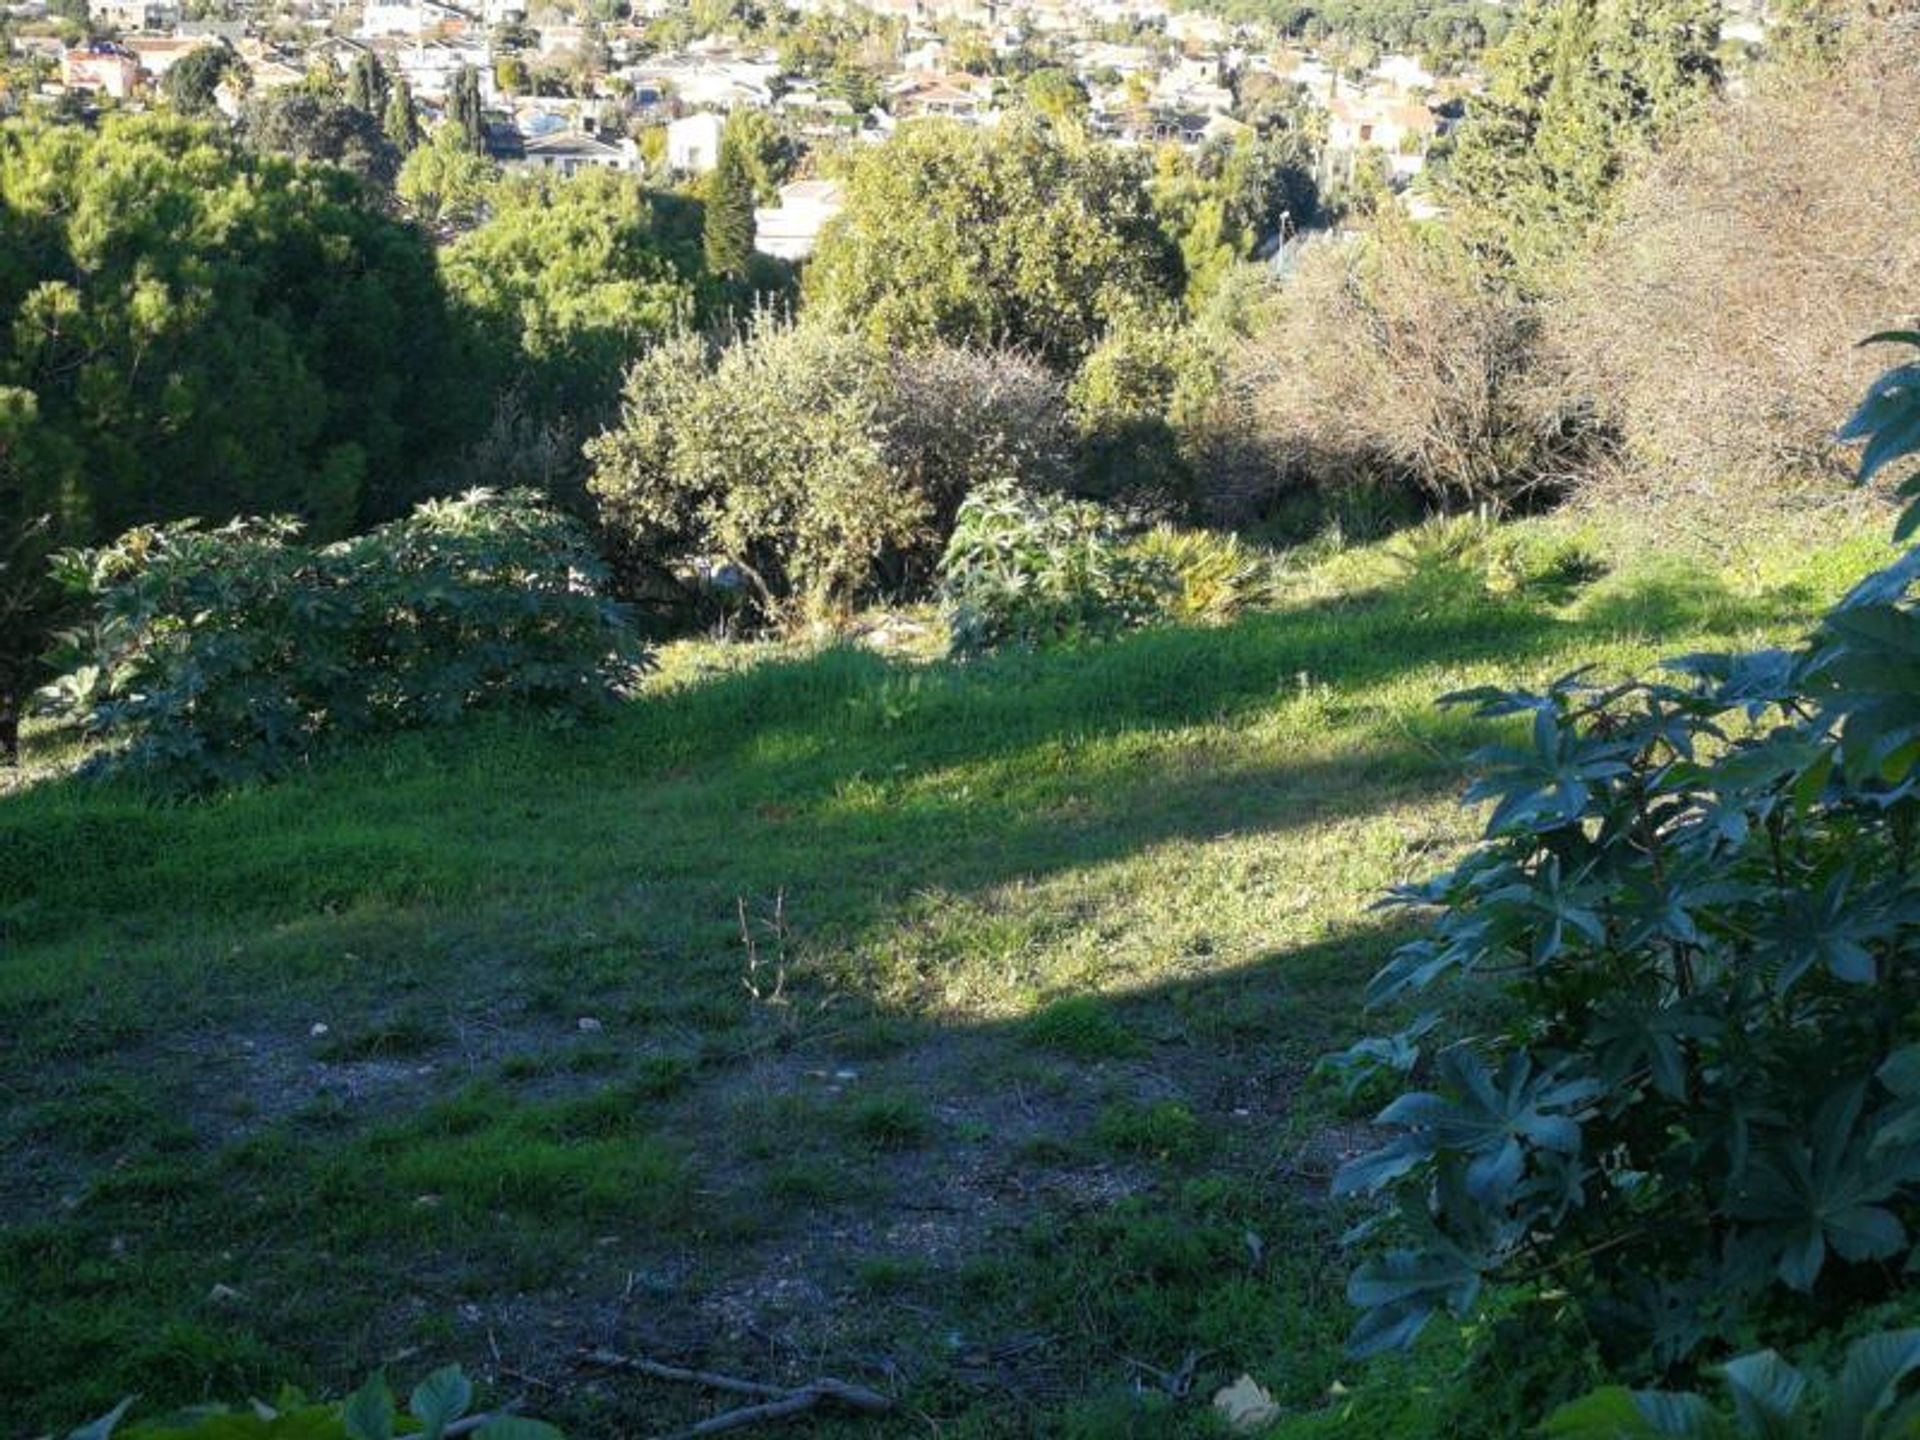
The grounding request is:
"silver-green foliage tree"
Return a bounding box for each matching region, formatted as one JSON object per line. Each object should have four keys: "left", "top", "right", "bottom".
{"left": 587, "top": 321, "right": 917, "bottom": 620}
{"left": 587, "top": 320, "right": 1073, "bottom": 620}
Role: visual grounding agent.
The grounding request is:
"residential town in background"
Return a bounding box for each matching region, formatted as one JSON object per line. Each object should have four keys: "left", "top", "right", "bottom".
{"left": 0, "top": 0, "right": 1549, "bottom": 258}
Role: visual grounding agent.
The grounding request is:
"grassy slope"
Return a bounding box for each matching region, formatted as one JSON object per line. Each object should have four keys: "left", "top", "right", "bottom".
{"left": 0, "top": 521, "right": 1890, "bottom": 1437}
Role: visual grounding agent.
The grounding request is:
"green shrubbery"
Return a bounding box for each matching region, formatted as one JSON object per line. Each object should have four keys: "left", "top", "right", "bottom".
{"left": 1326, "top": 341, "right": 1920, "bottom": 1395}
{"left": 73, "top": 1364, "right": 556, "bottom": 1438}
{"left": 1547, "top": 1329, "right": 1920, "bottom": 1437}
{"left": 42, "top": 491, "right": 642, "bottom": 789}
{"left": 938, "top": 481, "right": 1275, "bottom": 651}
{"left": 586, "top": 320, "right": 1073, "bottom": 625}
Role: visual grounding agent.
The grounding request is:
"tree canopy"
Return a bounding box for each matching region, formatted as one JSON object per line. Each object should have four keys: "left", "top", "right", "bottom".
{"left": 0, "top": 113, "right": 481, "bottom": 752}
{"left": 805, "top": 118, "right": 1182, "bottom": 368}
{"left": 1447, "top": 0, "right": 1721, "bottom": 283}
{"left": 439, "top": 170, "right": 709, "bottom": 426}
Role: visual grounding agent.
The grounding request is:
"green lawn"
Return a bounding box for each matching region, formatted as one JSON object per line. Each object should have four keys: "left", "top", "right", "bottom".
{"left": 0, "top": 519, "right": 1889, "bottom": 1437}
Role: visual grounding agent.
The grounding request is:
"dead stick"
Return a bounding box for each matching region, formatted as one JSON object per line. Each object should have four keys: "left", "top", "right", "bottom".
{"left": 580, "top": 1349, "right": 893, "bottom": 1433}
{"left": 581, "top": 1349, "right": 788, "bottom": 1400}
{"left": 656, "top": 1382, "right": 894, "bottom": 1440}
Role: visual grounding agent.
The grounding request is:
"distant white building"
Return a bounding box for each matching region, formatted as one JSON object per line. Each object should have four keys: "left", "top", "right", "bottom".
{"left": 513, "top": 129, "right": 639, "bottom": 176}
{"left": 666, "top": 111, "right": 724, "bottom": 173}
{"left": 754, "top": 178, "right": 844, "bottom": 261}
{"left": 357, "top": 0, "right": 473, "bottom": 39}
{"left": 89, "top": 0, "right": 177, "bottom": 30}
{"left": 1371, "top": 53, "right": 1434, "bottom": 92}
{"left": 393, "top": 37, "right": 493, "bottom": 101}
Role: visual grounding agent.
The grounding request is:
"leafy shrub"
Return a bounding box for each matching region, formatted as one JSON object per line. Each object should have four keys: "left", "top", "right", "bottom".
{"left": 1325, "top": 340, "right": 1920, "bottom": 1371}
{"left": 589, "top": 321, "right": 1071, "bottom": 625}
{"left": 586, "top": 319, "right": 913, "bottom": 624}
{"left": 1069, "top": 308, "right": 1224, "bottom": 511}
{"left": 1127, "top": 526, "right": 1278, "bottom": 626}
{"left": 44, "top": 490, "right": 642, "bottom": 788}
{"left": 72, "top": 1364, "right": 556, "bottom": 1438}
{"left": 1546, "top": 1330, "right": 1920, "bottom": 1438}
{"left": 938, "top": 482, "right": 1166, "bottom": 652}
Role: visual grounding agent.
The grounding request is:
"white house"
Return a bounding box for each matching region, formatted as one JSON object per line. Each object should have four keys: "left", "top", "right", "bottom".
{"left": 666, "top": 111, "right": 724, "bottom": 173}
{"left": 393, "top": 37, "right": 493, "bottom": 100}
{"left": 754, "top": 179, "right": 844, "bottom": 261}
{"left": 513, "top": 129, "right": 639, "bottom": 176}
{"left": 357, "top": 0, "right": 474, "bottom": 39}
{"left": 90, "top": 0, "right": 177, "bottom": 30}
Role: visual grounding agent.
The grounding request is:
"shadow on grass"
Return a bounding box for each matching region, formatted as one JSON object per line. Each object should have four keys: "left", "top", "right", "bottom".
{"left": 0, "top": 560, "right": 1837, "bottom": 1434}
{"left": 0, "top": 560, "right": 1814, "bottom": 954}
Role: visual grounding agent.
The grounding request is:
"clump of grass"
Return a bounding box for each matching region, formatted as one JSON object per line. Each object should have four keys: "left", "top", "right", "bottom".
{"left": 855, "top": 1256, "right": 929, "bottom": 1293}
{"left": 763, "top": 1159, "right": 844, "bottom": 1203}
{"left": 1093, "top": 1100, "right": 1204, "bottom": 1163}
{"left": 316, "top": 1015, "right": 441, "bottom": 1063}
{"left": 28, "top": 1080, "right": 163, "bottom": 1152}
{"left": 630, "top": 1055, "right": 696, "bottom": 1098}
{"left": 844, "top": 1094, "right": 935, "bottom": 1151}
{"left": 1022, "top": 995, "right": 1144, "bottom": 1060}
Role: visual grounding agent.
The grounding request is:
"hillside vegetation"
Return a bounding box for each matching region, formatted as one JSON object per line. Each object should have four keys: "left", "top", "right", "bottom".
{"left": 8, "top": 1, "right": 1920, "bottom": 1435}
{"left": 1, "top": 516, "right": 1887, "bottom": 1435}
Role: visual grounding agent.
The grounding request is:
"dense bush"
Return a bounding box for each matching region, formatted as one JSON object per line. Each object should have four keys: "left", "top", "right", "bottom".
{"left": 1238, "top": 221, "right": 1586, "bottom": 513}
{"left": 804, "top": 117, "right": 1182, "bottom": 368}
{"left": 1325, "top": 341, "right": 1920, "bottom": 1375}
{"left": 0, "top": 112, "right": 482, "bottom": 762}
{"left": 1447, "top": 0, "right": 1721, "bottom": 287}
{"left": 939, "top": 481, "right": 1273, "bottom": 651}
{"left": 587, "top": 321, "right": 1072, "bottom": 624}
{"left": 586, "top": 321, "right": 910, "bottom": 623}
{"left": 1069, "top": 308, "right": 1225, "bottom": 512}
{"left": 1549, "top": 21, "right": 1920, "bottom": 513}
{"left": 440, "top": 172, "right": 709, "bottom": 432}
{"left": 43, "top": 491, "right": 642, "bottom": 788}
{"left": 881, "top": 344, "right": 1074, "bottom": 560}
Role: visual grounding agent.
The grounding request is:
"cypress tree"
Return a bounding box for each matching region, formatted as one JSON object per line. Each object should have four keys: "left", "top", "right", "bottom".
{"left": 449, "top": 66, "right": 486, "bottom": 154}
{"left": 346, "top": 51, "right": 389, "bottom": 116}
{"left": 384, "top": 73, "right": 420, "bottom": 154}
{"left": 703, "top": 135, "right": 756, "bottom": 280}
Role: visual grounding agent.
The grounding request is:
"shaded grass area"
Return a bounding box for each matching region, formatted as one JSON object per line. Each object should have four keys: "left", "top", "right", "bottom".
{"left": 0, "top": 525, "right": 1888, "bottom": 1436}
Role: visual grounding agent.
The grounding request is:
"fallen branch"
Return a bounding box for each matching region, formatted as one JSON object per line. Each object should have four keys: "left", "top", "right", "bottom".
{"left": 579, "top": 1349, "right": 894, "bottom": 1437}
{"left": 444, "top": 1400, "right": 523, "bottom": 1438}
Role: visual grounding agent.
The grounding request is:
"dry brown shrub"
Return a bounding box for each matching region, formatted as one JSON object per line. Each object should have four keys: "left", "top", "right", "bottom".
{"left": 1229, "top": 222, "right": 1586, "bottom": 517}
{"left": 1550, "top": 21, "right": 1920, "bottom": 510}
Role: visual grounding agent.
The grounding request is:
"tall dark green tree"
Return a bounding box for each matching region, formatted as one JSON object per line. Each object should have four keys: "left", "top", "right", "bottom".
{"left": 448, "top": 65, "right": 486, "bottom": 154}
{"left": 702, "top": 134, "right": 756, "bottom": 280}
{"left": 345, "top": 50, "right": 389, "bottom": 117}
{"left": 0, "top": 113, "right": 484, "bottom": 762}
{"left": 1447, "top": 0, "right": 1720, "bottom": 286}
{"left": 384, "top": 72, "right": 421, "bottom": 153}
{"left": 240, "top": 90, "right": 401, "bottom": 188}
{"left": 160, "top": 43, "right": 236, "bottom": 115}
